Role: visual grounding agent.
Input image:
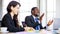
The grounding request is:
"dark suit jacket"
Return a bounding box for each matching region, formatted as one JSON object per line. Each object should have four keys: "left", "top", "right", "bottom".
{"left": 1, "top": 13, "right": 25, "bottom": 32}
{"left": 25, "top": 15, "right": 46, "bottom": 29}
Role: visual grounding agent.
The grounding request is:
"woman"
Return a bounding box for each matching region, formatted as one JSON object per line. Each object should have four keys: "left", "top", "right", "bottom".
{"left": 1, "top": 1, "right": 34, "bottom": 32}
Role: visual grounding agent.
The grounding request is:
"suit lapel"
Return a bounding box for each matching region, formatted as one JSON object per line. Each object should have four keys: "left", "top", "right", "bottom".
{"left": 8, "top": 13, "right": 15, "bottom": 25}
{"left": 30, "top": 15, "right": 35, "bottom": 23}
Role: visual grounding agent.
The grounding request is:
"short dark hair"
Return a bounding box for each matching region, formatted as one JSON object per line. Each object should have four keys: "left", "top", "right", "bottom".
{"left": 31, "top": 7, "right": 37, "bottom": 14}
{"left": 7, "top": 1, "right": 21, "bottom": 13}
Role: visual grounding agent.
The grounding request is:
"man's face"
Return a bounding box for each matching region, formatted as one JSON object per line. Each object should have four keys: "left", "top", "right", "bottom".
{"left": 33, "top": 8, "right": 40, "bottom": 17}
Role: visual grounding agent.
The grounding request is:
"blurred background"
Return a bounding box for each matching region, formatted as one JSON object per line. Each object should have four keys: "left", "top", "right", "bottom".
{"left": 0, "top": 0, "right": 60, "bottom": 30}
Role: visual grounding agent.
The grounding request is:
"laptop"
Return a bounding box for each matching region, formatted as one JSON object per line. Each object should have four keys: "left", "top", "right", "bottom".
{"left": 53, "top": 18, "right": 60, "bottom": 30}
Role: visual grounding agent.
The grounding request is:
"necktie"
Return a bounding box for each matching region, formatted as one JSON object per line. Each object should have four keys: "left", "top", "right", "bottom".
{"left": 35, "top": 18, "right": 40, "bottom": 30}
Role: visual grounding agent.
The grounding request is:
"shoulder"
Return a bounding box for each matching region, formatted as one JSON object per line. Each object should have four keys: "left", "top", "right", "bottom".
{"left": 25, "top": 15, "right": 32, "bottom": 19}
{"left": 2, "top": 13, "right": 10, "bottom": 20}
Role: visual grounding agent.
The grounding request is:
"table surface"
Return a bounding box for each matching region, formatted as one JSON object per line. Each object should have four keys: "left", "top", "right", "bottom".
{"left": 8, "top": 30, "right": 58, "bottom": 34}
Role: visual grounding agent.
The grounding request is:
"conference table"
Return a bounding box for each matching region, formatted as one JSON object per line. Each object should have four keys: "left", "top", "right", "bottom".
{"left": 8, "top": 29, "right": 58, "bottom": 34}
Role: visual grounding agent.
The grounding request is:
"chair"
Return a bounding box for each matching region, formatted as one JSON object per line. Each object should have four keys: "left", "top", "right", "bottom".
{"left": 22, "top": 21, "right": 27, "bottom": 27}
{"left": 0, "top": 20, "right": 2, "bottom": 27}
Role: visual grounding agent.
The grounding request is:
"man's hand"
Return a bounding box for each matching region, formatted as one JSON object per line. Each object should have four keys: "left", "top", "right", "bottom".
{"left": 47, "top": 20, "right": 53, "bottom": 26}
{"left": 40, "top": 13, "right": 44, "bottom": 22}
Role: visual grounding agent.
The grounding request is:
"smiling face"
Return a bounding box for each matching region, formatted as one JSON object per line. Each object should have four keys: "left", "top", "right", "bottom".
{"left": 34, "top": 8, "right": 40, "bottom": 16}
{"left": 11, "top": 4, "right": 20, "bottom": 15}
{"left": 32, "top": 7, "right": 40, "bottom": 17}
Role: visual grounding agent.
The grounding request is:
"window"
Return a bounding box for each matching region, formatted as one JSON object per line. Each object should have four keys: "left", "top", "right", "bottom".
{"left": 46, "top": 0, "right": 56, "bottom": 30}
{"left": 40, "top": 0, "right": 56, "bottom": 30}
{"left": 47, "top": 0, "right": 56, "bottom": 22}
{"left": 19, "top": 0, "right": 38, "bottom": 23}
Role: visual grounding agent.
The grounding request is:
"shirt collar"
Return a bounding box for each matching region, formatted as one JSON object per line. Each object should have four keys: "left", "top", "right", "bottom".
{"left": 32, "top": 15, "right": 39, "bottom": 19}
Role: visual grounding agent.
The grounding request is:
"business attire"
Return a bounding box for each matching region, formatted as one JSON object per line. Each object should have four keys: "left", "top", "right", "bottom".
{"left": 1, "top": 13, "right": 25, "bottom": 32}
{"left": 25, "top": 15, "right": 46, "bottom": 30}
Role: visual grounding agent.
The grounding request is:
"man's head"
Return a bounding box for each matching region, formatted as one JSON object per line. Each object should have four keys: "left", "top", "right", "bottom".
{"left": 31, "top": 7, "right": 40, "bottom": 17}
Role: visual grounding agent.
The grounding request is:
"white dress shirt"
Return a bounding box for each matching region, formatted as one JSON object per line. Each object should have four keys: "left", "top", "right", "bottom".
{"left": 32, "top": 15, "right": 41, "bottom": 24}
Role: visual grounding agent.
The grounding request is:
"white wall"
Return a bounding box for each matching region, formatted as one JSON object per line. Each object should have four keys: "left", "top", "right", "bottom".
{"left": 56, "top": 0, "right": 60, "bottom": 18}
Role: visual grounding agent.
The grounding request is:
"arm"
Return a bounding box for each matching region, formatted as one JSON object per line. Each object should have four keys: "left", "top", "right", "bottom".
{"left": 39, "top": 13, "right": 46, "bottom": 29}
{"left": 25, "top": 16, "right": 39, "bottom": 28}
{"left": 3, "top": 16, "right": 24, "bottom": 32}
{"left": 43, "top": 20, "right": 53, "bottom": 29}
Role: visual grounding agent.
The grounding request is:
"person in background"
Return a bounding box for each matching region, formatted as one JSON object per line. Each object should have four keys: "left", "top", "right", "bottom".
{"left": 1, "top": 1, "right": 34, "bottom": 32}
{"left": 25, "top": 7, "right": 53, "bottom": 30}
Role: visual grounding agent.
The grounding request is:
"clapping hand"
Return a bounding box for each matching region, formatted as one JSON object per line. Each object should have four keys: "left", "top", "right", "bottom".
{"left": 47, "top": 20, "right": 53, "bottom": 26}
{"left": 40, "top": 13, "right": 44, "bottom": 22}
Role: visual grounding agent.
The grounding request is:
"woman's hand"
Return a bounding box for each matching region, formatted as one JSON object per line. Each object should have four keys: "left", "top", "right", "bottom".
{"left": 24, "top": 27, "right": 35, "bottom": 31}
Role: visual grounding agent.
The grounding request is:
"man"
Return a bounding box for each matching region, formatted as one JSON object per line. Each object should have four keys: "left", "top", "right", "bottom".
{"left": 25, "top": 7, "right": 53, "bottom": 30}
